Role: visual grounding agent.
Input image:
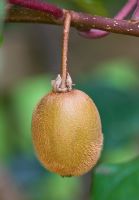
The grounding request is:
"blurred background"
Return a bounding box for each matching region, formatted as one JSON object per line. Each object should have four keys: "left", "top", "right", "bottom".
{"left": 1, "top": 0, "right": 139, "bottom": 200}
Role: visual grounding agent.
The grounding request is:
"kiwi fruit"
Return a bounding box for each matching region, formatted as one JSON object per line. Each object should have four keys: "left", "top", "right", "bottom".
{"left": 32, "top": 89, "right": 103, "bottom": 176}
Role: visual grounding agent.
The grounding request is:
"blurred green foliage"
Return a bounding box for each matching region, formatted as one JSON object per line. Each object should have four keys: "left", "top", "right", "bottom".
{"left": 1, "top": 59, "right": 139, "bottom": 200}
{"left": 1, "top": 58, "right": 137, "bottom": 200}
{"left": 47, "top": 0, "right": 108, "bottom": 15}
{"left": 92, "top": 156, "right": 139, "bottom": 200}
{"left": 94, "top": 60, "right": 139, "bottom": 91}
{"left": 78, "top": 59, "right": 139, "bottom": 153}
{"left": 47, "top": 0, "right": 126, "bottom": 16}
{"left": 77, "top": 59, "right": 139, "bottom": 199}
{"left": 0, "top": 0, "right": 6, "bottom": 45}
{"left": 1, "top": 0, "right": 139, "bottom": 200}
{"left": 35, "top": 174, "right": 81, "bottom": 200}
{"left": 10, "top": 75, "right": 51, "bottom": 153}
{"left": 0, "top": 101, "right": 8, "bottom": 160}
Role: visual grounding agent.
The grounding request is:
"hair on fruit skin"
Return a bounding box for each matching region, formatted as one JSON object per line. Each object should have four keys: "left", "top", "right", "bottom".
{"left": 32, "top": 12, "right": 103, "bottom": 176}
{"left": 32, "top": 89, "right": 103, "bottom": 176}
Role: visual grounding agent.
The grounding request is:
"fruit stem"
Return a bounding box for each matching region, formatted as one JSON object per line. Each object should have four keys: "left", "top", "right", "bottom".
{"left": 61, "top": 11, "right": 71, "bottom": 89}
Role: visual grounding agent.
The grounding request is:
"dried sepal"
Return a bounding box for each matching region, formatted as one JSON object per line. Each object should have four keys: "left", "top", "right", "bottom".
{"left": 51, "top": 73, "right": 74, "bottom": 93}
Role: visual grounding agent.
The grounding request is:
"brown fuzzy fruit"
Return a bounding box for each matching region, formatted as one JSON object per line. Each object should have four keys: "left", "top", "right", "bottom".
{"left": 32, "top": 89, "right": 103, "bottom": 176}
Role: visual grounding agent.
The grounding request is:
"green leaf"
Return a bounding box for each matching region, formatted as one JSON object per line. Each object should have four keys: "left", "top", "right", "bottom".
{"left": 35, "top": 174, "right": 81, "bottom": 200}
{"left": 47, "top": 0, "right": 108, "bottom": 15}
{"left": 71, "top": 0, "right": 108, "bottom": 16}
{"left": 92, "top": 157, "right": 139, "bottom": 200}
{"left": 0, "top": 0, "right": 6, "bottom": 45}
{"left": 78, "top": 84, "right": 139, "bottom": 152}
{"left": 77, "top": 60, "right": 139, "bottom": 153}
{"left": 0, "top": 101, "right": 9, "bottom": 160}
{"left": 47, "top": 0, "right": 127, "bottom": 16}
{"left": 46, "top": 0, "right": 75, "bottom": 9}
{"left": 0, "top": 1, "right": 6, "bottom": 18}
{"left": 10, "top": 75, "right": 51, "bottom": 153}
{"left": 94, "top": 60, "right": 139, "bottom": 91}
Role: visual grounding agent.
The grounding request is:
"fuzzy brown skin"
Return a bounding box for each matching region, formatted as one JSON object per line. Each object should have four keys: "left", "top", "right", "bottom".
{"left": 32, "top": 89, "right": 103, "bottom": 176}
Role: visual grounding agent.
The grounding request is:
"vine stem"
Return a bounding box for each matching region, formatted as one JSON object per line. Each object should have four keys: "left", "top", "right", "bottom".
{"left": 79, "top": 0, "right": 137, "bottom": 39}
{"left": 8, "top": 0, "right": 63, "bottom": 18}
{"left": 6, "top": 0, "right": 139, "bottom": 38}
{"left": 61, "top": 12, "right": 71, "bottom": 89}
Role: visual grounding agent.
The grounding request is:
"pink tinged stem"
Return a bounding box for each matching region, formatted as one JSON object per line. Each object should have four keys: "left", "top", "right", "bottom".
{"left": 132, "top": 0, "right": 139, "bottom": 20}
{"left": 8, "top": 0, "right": 63, "bottom": 18}
{"left": 115, "top": 0, "right": 137, "bottom": 19}
{"left": 79, "top": 0, "right": 137, "bottom": 39}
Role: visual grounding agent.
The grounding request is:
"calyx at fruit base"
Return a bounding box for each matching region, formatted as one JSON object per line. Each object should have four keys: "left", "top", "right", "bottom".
{"left": 51, "top": 73, "right": 75, "bottom": 92}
